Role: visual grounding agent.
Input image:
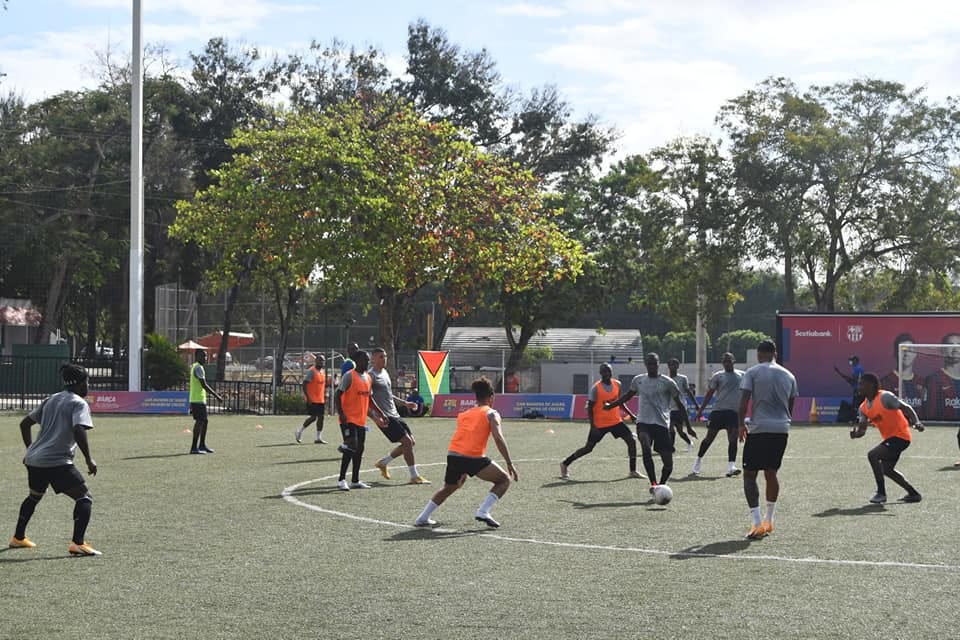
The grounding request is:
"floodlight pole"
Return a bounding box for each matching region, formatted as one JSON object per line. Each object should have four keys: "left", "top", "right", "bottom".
{"left": 128, "top": 0, "right": 144, "bottom": 390}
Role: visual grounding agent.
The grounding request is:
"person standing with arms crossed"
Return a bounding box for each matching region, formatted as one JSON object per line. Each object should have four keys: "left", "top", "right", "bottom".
{"left": 9, "top": 364, "right": 101, "bottom": 556}
{"left": 693, "top": 353, "right": 744, "bottom": 477}
{"left": 850, "top": 373, "right": 924, "bottom": 504}
{"left": 297, "top": 353, "right": 328, "bottom": 444}
{"left": 738, "top": 340, "right": 798, "bottom": 540}
{"left": 414, "top": 377, "right": 518, "bottom": 528}
{"left": 190, "top": 349, "right": 224, "bottom": 455}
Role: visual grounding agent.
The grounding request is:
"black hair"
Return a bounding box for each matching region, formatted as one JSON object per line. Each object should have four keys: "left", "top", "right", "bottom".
{"left": 472, "top": 376, "right": 494, "bottom": 401}
{"left": 860, "top": 372, "right": 880, "bottom": 390}
{"left": 892, "top": 333, "right": 915, "bottom": 360}
{"left": 757, "top": 340, "right": 777, "bottom": 353}
{"left": 61, "top": 363, "right": 89, "bottom": 387}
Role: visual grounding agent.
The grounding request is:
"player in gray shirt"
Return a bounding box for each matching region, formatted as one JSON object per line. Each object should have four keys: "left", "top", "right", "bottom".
{"left": 605, "top": 353, "right": 685, "bottom": 490}
{"left": 368, "top": 347, "right": 430, "bottom": 484}
{"left": 10, "top": 364, "right": 101, "bottom": 556}
{"left": 737, "top": 340, "right": 798, "bottom": 540}
{"left": 693, "top": 353, "right": 745, "bottom": 477}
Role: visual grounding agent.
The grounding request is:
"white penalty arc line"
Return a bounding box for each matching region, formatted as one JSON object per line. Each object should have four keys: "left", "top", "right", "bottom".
{"left": 280, "top": 458, "right": 960, "bottom": 573}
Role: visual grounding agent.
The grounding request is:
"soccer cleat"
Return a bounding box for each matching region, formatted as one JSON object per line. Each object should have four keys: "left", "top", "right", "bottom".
{"left": 9, "top": 536, "right": 36, "bottom": 549}
{"left": 375, "top": 461, "right": 391, "bottom": 479}
{"left": 760, "top": 520, "right": 774, "bottom": 536}
{"left": 408, "top": 476, "right": 431, "bottom": 485}
{"left": 336, "top": 480, "right": 350, "bottom": 491}
{"left": 628, "top": 470, "right": 646, "bottom": 479}
{"left": 349, "top": 481, "right": 371, "bottom": 489}
{"left": 68, "top": 541, "right": 102, "bottom": 556}
{"left": 189, "top": 448, "right": 205, "bottom": 455}
{"left": 314, "top": 436, "right": 327, "bottom": 444}
{"left": 200, "top": 446, "right": 215, "bottom": 454}
{"left": 745, "top": 524, "right": 767, "bottom": 540}
{"left": 649, "top": 484, "right": 657, "bottom": 494}
{"left": 726, "top": 467, "right": 742, "bottom": 477}
{"left": 295, "top": 426, "right": 304, "bottom": 443}
{"left": 691, "top": 459, "right": 701, "bottom": 475}
{"left": 414, "top": 518, "right": 438, "bottom": 527}
{"left": 869, "top": 493, "right": 887, "bottom": 504}
{"left": 900, "top": 493, "right": 922, "bottom": 503}
{"left": 559, "top": 462, "right": 570, "bottom": 480}
{"left": 475, "top": 513, "right": 500, "bottom": 528}
{"left": 954, "top": 459, "right": 960, "bottom": 467}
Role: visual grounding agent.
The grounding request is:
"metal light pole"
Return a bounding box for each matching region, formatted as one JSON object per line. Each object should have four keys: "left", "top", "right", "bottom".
{"left": 128, "top": 0, "right": 144, "bottom": 390}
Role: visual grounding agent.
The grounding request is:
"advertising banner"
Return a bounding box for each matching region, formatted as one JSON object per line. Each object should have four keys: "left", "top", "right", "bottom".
{"left": 417, "top": 351, "right": 450, "bottom": 407}
{"left": 431, "top": 393, "right": 575, "bottom": 419}
{"left": 87, "top": 391, "right": 189, "bottom": 414}
{"left": 777, "top": 312, "right": 960, "bottom": 421}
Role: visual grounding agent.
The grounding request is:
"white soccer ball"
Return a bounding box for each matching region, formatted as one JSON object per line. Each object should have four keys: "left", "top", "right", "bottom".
{"left": 652, "top": 484, "right": 673, "bottom": 505}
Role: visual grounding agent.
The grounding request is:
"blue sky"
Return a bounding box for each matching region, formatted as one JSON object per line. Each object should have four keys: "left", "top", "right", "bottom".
{"left": 3, "top": 0, "right": 960, "bottom": 156}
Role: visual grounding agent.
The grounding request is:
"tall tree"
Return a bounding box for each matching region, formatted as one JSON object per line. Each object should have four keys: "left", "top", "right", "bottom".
{"left": 720, "top": 77, "right": 960, "bottom": 311}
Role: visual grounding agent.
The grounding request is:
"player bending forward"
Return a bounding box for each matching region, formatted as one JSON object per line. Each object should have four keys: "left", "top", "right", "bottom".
{"left": 850, "top": 373, "right": 924, "bottom": 504}
{"left": 414, "top": 377, "right": 518, "bottom": 528}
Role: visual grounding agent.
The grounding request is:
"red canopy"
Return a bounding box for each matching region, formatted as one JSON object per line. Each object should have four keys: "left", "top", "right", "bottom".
{"left": 194, "top": 331, "right": 255, "bottom": 352}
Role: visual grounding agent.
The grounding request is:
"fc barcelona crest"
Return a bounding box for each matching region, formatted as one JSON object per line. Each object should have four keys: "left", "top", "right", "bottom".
{"left": 846, "top": 325, "right": 863, "bottom": 343}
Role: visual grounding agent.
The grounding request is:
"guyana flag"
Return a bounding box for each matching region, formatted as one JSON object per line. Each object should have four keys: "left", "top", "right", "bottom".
{"left": 417, "top": 351, "right": 450, "bottom": 405}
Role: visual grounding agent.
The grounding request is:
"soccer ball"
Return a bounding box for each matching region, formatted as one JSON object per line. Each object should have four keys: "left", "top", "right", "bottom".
{"left": 652, "top": 484, "right": 673, "bottom": 505}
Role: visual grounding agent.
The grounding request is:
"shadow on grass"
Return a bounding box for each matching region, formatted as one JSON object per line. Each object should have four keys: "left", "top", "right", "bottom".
{"left": 387, "top": 527, "right": 485, "bottom": 542}
{"left": 936, "top": 464, "right": 960, "bottom": 472}
{"left": 541, "top": 477, "right": 635, "bottom": 488}
{"left": 557, "top": 498, "right": 649, "bottom": 510}
{"left": 670, "top": 474, "right": 723, "bottom": 483}
{"left": 122, "top": 453, "right": 191, "bottom": 460}
{"left": 811, "top": 504, "right": 890, "bottom": 518}
{"left": 0, "top": 549, "right": 78, "bottom": 564}
{"left": 670, "top": 539, "right": 751, "bottom": 560}
{"left": 256, "top": 443, "right": 302, "bottom": 448}
{"left": 272, "top": 457, "right": 341, "bottom": 465}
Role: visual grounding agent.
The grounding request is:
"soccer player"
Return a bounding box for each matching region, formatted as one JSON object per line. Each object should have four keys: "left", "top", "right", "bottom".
{"left": 334, "top": 350, "right": 382, "bottom": 490}
{"left": 604, "top": 352, "right": 684, "bottom": 491}
{"left": 738, "top": 340, "right": 798, "bottom": 540}
{"left": 850, "top": 373, "right": 924, "bottom": 504}
{"left": 559, "top": 362, "right": 642, "bottom": 480}
{"left": 297, "top": 353, "right": 328, "bottom": 444}
{"left": 368, "top": 347, "right": 430, "bottom": 484}
{"left": 9, "top": 364, "right": 101, "bottom": 556}
{"left": 189, "top": 349, "right": 224, "bottom": 454}
{"left": 667, "top": 358, "right": 699, "bottom": 452}
{"left": 693, "top": 352, "right": 745, "bottom": 477}
{"left": 923, "top": 333, "right": 960, "bottom": 421}
{"left": 414, "top": 377, "right": 518, "bottom": 528}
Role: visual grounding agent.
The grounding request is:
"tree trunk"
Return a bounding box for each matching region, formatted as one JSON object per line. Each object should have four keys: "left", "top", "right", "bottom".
{"left": 272, "top": 285, "right": 302, "bottom": 387}
{"left": 217, "top": 283, "right": 242, "bottom": 382}
{"left": 36, "top": 256, "right": 69, "bottom": 344}
{"left": 503, "top": 322, "right": 536, "bottom": 382}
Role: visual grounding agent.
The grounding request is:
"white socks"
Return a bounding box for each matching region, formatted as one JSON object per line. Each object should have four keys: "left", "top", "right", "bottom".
{"left": 477, "top": 492, "right": 499, "bottom": 516}
{"left": 408, "top": 465, "right": 419, "bottom": 479}
{"left": 750, "top": 506, "right": 762, "bottom": 527}
{"left": 379, "top": 454, "right": 395, "bottom": 466}
{"left": 417, "top": 500, "right": 439, "bottom": 523}
{"left": 765, "top": 501, "right": 777, "bottom": 524}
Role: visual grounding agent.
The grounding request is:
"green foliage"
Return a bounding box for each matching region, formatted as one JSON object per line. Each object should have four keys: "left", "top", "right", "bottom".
{"left": 659, "top": 331, "right": 703, "bottom": 362}
{"left": 143, "top": 333, "right": 188, "bottom": 390}
{"left": 274, "top": 391, "right": 306, "bottom": 415}
{"left": 521, "top": 345, "right": 553, "bottom": 365}
{"left": 715, "top": 329, "right": 773, "bottom": 362}
{"left": 642, "top": 334, "right": 662, "bottom": 355}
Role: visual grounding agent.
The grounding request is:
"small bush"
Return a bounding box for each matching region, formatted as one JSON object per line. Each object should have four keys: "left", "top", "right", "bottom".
{"left": 144, "top": 333, "right": 188, "bottom": 390}
{"left": 275, "top": 391, "right": 307, "bottom": 415}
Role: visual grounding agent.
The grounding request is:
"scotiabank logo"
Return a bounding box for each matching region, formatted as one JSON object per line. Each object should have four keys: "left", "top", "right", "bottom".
{"left": 793, "top": 329, "right": 832, "bottom": 337}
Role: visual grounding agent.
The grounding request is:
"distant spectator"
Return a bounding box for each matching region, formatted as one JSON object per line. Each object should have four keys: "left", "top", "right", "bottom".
{"left": 403, "top": 388, "right": 429, "bottom": 417}
{"left": 505, "top": 372, "right": 520, "bottom": 394}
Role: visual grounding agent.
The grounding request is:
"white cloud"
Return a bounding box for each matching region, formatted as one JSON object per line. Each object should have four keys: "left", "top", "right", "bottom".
{"left": 495, "top": 3, "right": 566, "bottom": 18}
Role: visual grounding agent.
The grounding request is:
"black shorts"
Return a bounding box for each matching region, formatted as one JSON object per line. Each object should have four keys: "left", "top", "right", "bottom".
{"left": 588, "top": 422, "right": 633, "bottom": 444}
{"left": 742, "top": 432, "right": 789, "bottom": 471}
{"left": 636, "top": 423, "right": 674, "bottom": 454}
{"left": 307, "top": 402, "right": 325, "bottom": 417}
{"left": 707, "top": 409, "right": 738, "bottom": 430}
{"left": 444, "top": 455, "right": 492, "bottom": 485}
{"left": 27, "top": 464, "right": 86, "bottom": 494}
{"left": 190, "top": 403, "right": 208, "bottom": 422}
{"left": 876, "top": 437, "right": 910, "bottom": 464}
{"left": 380, "top": 417, "right": 412, "bottom": 443}
{"left": 669, "top": 410, "right": 687, "bottom": 427}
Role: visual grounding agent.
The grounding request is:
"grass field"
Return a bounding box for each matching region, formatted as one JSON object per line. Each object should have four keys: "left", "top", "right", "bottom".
{"left": 1, "top": 412, "right": 958, "bottom": 640}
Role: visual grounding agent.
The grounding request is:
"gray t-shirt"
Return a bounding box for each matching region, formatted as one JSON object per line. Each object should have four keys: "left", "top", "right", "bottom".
{"left": 368, "top": 366, "right": 400, "bottom": 418}
{"left": 708, "top": 369, "right": 746, "bottom": 412}
{"left": 629, "top": 374, "right": 680, "bottom": 429}
{"left": 24, "top": 390, "right": 94, "bottom": 467}
{"left": 740, "top": 361, "right": 798, "bottom": 434}
{"left": 670, "top": 373, "right": 691, "bottom": 397}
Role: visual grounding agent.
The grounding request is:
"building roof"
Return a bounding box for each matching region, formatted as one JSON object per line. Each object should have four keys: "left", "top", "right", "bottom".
{"left": 441, "top": 326, "right": 643, "bottom": 365}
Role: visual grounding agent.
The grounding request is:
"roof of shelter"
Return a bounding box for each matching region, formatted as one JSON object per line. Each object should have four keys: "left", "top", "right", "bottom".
{"left": 441, "top": 326, "right": 643, "bottom": 363}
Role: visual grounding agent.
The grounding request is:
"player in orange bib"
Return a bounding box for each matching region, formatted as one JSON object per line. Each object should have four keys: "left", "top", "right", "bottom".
{"left": 850, "top": 372, "right": 924, "bottom": 504}
{"left": 297, "top": 353, "right": 328, "bottom": 444}
{"left": 560, "top": 363, "right": 642, "bottom": 480}
{"left": 414, "top": 377, "right": 518, "bottom": 528}
{"left": 334, "top": 350, "right": 385, "bottom": 490}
